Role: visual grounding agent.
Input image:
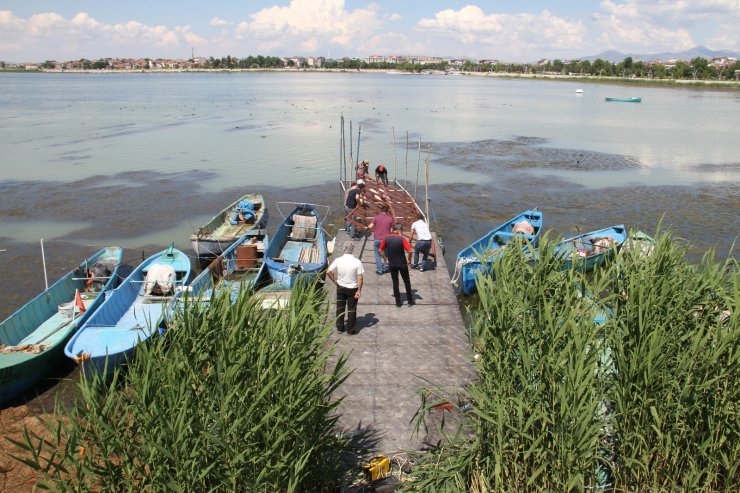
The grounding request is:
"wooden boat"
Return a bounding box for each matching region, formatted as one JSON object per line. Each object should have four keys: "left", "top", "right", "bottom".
{"left": 164, "top": 231, "right": 268, "bottom": 327}
{"left": 453, "top": 210, "right": 543, "bottom": 295}
{"left": 263, "top": 203, "right": 328, "bottom": 290}
{"left": 605, "top": 97, "right": 641, "bottom": 103}
{"left": 190, "top": 193, "right": 267, "bottom": 260}
{"left": 65, "top": 245, "right": 191, "bottom": 377}
{"left": 0, "top": 246, "right": 122, "bottom": 403}
{"left": 554, "top": 224, "right": 628, "bottom": 271}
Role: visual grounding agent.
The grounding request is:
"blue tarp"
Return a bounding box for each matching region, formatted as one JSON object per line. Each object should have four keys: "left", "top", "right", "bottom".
{"left": 230, "top": 200, "right": 256, "bottom": 225}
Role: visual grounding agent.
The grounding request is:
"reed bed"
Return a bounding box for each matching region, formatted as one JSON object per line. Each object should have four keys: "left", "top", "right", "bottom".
{"left": 407, "top": 231, "right": 738, "bottom": 492}
{"left": 12, "top": 283, "right": 350, "bottom": 492}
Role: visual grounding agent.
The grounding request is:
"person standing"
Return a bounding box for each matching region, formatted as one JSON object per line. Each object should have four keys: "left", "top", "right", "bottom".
{"left": 326, "top": 241, "right": 364, "bottom": 334}
{"left": 366, "top": 204, "right": 394, "bottom": 275}
{"left": 375, "top": 164, "right": 389, "bottom": 185}
{"left": 344, "top": 180, "right": 365, "bottom": 238}
{"left": 379, "top": 223, "right": 415, "bottom": 307}
{"left": 410, "top": 213, "right": 433, "bottom": 271}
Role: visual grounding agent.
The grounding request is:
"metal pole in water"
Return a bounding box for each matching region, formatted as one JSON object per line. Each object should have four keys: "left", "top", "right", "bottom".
{"left": 425, "top": 144, "right": 431, "bottom": 221}
{"left": 404, "top": 131, "right": 409, "bottom": 189}
{"left": 392, "top": 127, "right": 397, "bottom": 183}
{"left": 415, "top": 138, "right": 421, "bottom": 199}
{"left": 356, "top": 124, "right": 362, "bottom": 174}
{"left": 349, "top": 120, "right": 354, "bottom": 176}
{"left": 40, "top": 238, "right": 49, "bottom": 291}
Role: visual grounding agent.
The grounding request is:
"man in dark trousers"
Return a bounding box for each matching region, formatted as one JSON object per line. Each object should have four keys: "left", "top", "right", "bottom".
{"left": 379, "top": 222, "right": 415, "bottom": 307}
{"left": 326, "top": 241, "right": 364, "bottom": 334}
{"left": 344, "top": 180, "right": 365, "bottom": 238}
{"left": 366, "top": 203, "right": 394, "bottom": 275}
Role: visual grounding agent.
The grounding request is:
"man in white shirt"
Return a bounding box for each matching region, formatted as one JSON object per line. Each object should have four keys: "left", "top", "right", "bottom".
{"left": 326, "top": 241, "right": 364, "bottom": 334}
{"left": 410, "top": 213, "right": 433, "bottom": 272}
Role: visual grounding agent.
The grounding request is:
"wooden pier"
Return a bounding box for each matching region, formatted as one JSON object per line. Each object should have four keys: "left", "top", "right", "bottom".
{"left": 328, "top": 177, "right": 473, "bottom": 455}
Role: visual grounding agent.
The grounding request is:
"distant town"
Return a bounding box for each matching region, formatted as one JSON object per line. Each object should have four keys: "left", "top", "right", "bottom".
{"left": 2, "top": 53, "right": 738, "bottom": 81}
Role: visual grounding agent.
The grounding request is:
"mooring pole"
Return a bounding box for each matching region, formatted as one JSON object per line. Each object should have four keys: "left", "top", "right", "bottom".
{"left": 392, "top": 127, "right": 397, "bottom": 182}
{"left": 349, "top": 120, "right": 354, "bottom": 177}
{"left": 40, "top": 238, "right": 49, "bottom": 291}
{"left": 340, "top": 115, "right": 345, "bottom": 185}
{"left": 415, "top": 137, "right": 421, "bottom": 199}
{"left": 356, "top": 124, "right": 362, "bottom": 174}
{"left": 405, "top": 131, "right": 409, "bottom": 189}
{"left": 425, "top": 144, "right": 431, "bottom": 221}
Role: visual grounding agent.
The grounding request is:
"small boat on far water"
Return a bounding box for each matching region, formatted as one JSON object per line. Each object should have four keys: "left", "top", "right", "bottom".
{"left": 576, "top": 89, "right": 584, "bottom": 94}
{"left": 605, "top": 97, "right": 641, "bottom": 103}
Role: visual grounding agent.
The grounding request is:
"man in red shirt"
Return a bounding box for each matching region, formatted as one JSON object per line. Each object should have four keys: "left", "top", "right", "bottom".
{"left": 379, "top": 222, "right": 415, "bottom": 307}
{"left": 375, "top": 164, "right": 389, "bottom": 185}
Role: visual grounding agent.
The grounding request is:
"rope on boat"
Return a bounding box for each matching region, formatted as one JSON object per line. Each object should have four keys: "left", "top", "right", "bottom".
{"left": 451, "top": 257, "right": 475, "bottom": 287}
{"left": 0, "top": 343, "right": 50, "bottom": 354}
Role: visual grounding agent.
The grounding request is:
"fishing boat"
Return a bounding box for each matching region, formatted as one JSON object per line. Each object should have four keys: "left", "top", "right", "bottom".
{"left": 453, "top": 210, "right": 543, "bottom": 295}
{"left": 620, "top": 230, "right": 655, "bottom": 257}
{"left": 605, "top": 97, "right": 641, "bottom": 103}
{"left": 190, "top": 193, "right": 267, "bottom": 261}
{"left": 164, "top": 231, "right": 268, "bottom": 327}
{"left": 65, "top": 245, "right": 191, "bottom": 377}
{"left": 263, "top": 203, "right": 328, "bottom": 290}
{"left": 0, "top": 246, "right": 122, "bottom": 403}
{"left": 554, "top": 224, "right": 628, "bottom": 272}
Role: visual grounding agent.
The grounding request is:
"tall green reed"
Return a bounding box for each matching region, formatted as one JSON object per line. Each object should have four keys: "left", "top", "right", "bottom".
{"left": 12, "top": 282, "right": 350, "bottom": 492}
{"left": 603, "top": 233, "right": 738, "bottom": 491}
{"left": 410, "top": 236, "right": 613, "bottom": 491}
{"left": 408, "top": 231, "right": 737, "bottom": 492}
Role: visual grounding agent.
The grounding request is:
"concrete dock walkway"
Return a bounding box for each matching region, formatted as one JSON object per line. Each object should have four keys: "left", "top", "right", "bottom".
{"left": 327, "top": 229, "right": 473, "bottom": 455}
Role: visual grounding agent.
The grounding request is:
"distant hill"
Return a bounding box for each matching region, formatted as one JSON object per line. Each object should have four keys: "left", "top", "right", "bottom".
{"left": 581, "top": 46, "right": 740, "bottom": 63}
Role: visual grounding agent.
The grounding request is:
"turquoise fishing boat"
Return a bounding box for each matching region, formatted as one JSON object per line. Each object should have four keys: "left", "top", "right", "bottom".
{"left": 554, "top": 225, "right": 627, "bottom": 272}
{"left": 453, "top": 210, "right": 543, "bottom": 295}
{"left": 0, "top": 246, "right": 122, "bottom": 403}
{"left": 605, "top": 97, "right": 641, "bottom": 103}
{"left": 263, "top": 203, "right": 328, "bottom": 290}
{"left": 64, "top": 245, "right": 190, "bottom": 377}
{"left": 164, "top": 230, "right": 268, "bottom": 328}
{"left": 190, "top": 193, "right": 267, "bottom": 261}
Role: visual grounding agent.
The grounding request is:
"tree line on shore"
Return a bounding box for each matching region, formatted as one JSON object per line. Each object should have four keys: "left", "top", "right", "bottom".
{"left": 6, "top": 54, "right": 738, "bottom": 81}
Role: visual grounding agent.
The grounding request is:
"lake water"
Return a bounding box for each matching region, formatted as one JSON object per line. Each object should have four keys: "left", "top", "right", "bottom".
{"left": 0, "top": 72, "right": 738, "bottom": 276}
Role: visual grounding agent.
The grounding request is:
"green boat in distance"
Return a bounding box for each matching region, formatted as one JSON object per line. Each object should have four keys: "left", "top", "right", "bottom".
{"left": 0, "top": 246, "right": 123, "bottom": 404}
{"left": 605, "top": 97, "right": 642, "bottom": 103}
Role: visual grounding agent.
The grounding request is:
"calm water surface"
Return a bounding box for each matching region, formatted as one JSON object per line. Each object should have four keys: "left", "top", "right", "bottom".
{"left": 0, "top": 72, "right": 737, "bottom": 257}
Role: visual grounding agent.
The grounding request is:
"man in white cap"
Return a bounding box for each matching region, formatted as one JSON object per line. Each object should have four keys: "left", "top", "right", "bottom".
{"left": 344, "top": 180, "right": 365, "bottom": 239}
{"left": 326, "top": 241, "right": 364, "bottom": 334}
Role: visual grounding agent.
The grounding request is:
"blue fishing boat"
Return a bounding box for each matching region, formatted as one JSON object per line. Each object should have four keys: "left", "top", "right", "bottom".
{"left": 1, "top": 246, "right": 122, "bottom": 403}
{"left": 263, "top": 203, "right": 328, "bottom": 289}
{"left": 605, "top": 97, "right": 641, "bottom": 103}
{"left": 65, "top": 245, "right": 191, "bottom": 377}
{"left": 164, "top": 231, "right": 268, "bottom": 328}
{"left": 554, "top": 224, "right": 627, "bottom": 271}
{"left": 453, "top": 210, "right": 543, "bottom": 295}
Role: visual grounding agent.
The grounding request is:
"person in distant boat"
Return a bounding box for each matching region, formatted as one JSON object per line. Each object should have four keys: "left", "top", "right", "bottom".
{"left": 379, "top": 222, "right": 415, "bottom": 307}
{"left": 344, "top": 180, "right": 365, "bottom": 239}
{"left": 326, "top": 241, "right": 364, "bottom": 335}
{"left": 366, "top": 204, "right": 394, "bottom": 274}
{"left": 375, "top": 164, "right": 388, "bottom": 185}
{"left": 410, "top": 213, "right": 433, "bottom": 271}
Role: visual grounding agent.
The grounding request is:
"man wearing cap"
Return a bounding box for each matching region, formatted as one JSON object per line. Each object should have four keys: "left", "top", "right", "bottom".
{"left": 326, "top": 241, "right": 364, "bottom": 334}
{"left": 344, "top": 180, "right": 365, "bottom": 239}
{"left": 379, "top": 222, "right": 415, "bottom": 307}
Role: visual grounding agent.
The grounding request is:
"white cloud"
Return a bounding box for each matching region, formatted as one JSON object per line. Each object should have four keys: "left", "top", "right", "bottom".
{"left": 0, "top": 10, "right": 199, "bottom": 61}
{"left": 210, "top": 17, "right": 232, "bottom": 27}
{"left": 416, "top": 6, "right": 586, "bottom": 59}
{"left": 594, "top": 0, "right": 740, "bottom": 52}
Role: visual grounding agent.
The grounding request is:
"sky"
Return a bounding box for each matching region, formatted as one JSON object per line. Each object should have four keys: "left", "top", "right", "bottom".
{"left": 1, "top": 1, "right": 738, "bottom": 63}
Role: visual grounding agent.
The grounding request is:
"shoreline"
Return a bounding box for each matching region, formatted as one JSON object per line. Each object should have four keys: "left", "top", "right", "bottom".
{"left": 4, "top": 67, "right": 738, "bottom": 89}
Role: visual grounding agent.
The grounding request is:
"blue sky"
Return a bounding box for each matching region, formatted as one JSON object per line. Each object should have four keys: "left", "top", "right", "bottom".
{"left": 1, "top": 1, "right": 738, "bottom": 62}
